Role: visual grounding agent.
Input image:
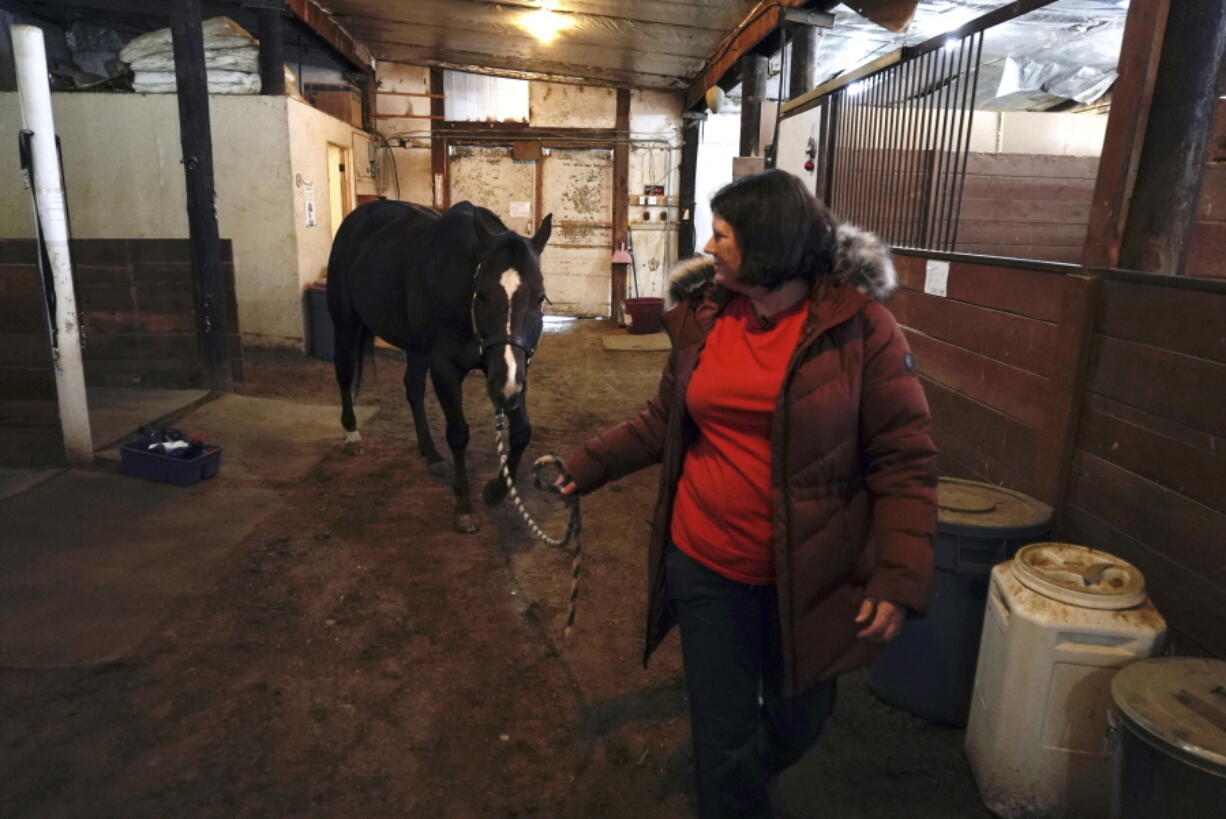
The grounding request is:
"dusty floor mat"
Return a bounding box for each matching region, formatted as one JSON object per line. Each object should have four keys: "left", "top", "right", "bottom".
{"left": 0, "top": 469, "right": 282, "bottom": 668}
{"left": 103, "top": 394, "right": 379, "bottom": 483}
{"left": 601, "top": 332, "right": 671, "bottom": 352}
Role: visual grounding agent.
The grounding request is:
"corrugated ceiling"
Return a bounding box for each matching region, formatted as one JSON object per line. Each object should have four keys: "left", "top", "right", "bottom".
{"left": 318, "top": 0, "right": 762, "bottom": 91}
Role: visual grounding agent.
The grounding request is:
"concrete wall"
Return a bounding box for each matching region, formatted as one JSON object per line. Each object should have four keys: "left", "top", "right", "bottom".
{"left": 0, "top": 92, "right": 373, "bottom": 349}
{"left": 286, "top": 97, "right": 374, "bottom": 290}
{"left": 373, "top": 62, "right": 433, "bottom": 205}
{"left": 628, "top": 88, "right": 682, "bottom": 300}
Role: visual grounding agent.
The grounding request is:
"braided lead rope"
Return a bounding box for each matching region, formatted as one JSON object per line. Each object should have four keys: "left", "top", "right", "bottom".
{"left": 494, "top": 411, "right": 583, "bottom": 637}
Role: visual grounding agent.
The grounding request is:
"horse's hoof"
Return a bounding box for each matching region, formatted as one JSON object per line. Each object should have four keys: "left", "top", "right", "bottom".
{"left": 454, "top": 514, "right": 479, "bottom": 534}
{"left": 427, "top": 460, "right": 451, "bottom": 478}
{"left": 343, "top": 440, "right": 362, "bottom": 456}
{"left": 483, "top": 478, "right": 509, "bottom": 506}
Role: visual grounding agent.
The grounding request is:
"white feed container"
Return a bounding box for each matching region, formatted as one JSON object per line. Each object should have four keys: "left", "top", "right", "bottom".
{"left": 965, "top": 543, "right": 1166, "bottom": 818}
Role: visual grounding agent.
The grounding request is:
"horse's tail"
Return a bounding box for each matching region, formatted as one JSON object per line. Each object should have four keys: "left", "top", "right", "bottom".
{"left": 352, "top": 326, "right": 376, "bottom": 399}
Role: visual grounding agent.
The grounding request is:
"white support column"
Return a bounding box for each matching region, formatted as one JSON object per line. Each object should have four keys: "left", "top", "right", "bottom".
{"left": 13, "top": 24, "right": 93, "bottom": 465}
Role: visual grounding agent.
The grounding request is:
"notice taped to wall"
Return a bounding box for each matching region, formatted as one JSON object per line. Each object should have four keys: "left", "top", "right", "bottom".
{"left": 924, "top": 260, "right": 950, "bottom": 297}
{"left": 303, "top": 180, "right": 316, "bottom": 228}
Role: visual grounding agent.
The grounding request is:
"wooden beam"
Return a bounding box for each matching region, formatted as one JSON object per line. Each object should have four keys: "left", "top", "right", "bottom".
{"left": 170, "top": 0, "right": 231, "bottom": 391}
{"left": 1118, "top": 0, "right": 1226, "bottom": 274}
{"left": 685, "top": 0, "right": 811, "bottom": 110}
{"left": 678, "top": 119, "right": 700, "bottom": 258}
{"left": 430, "top": 67, "right": 446, "bottom": 209}
{"left": 788, "top": 23, "right": 819, "bottom": 101}
{"left": 1081, "top": 0, "right": 1170, "bottom": 269}
{"left": 283, "top": 0, "right": 372, "bottom": 73}
{"left": 1037, "top": 274, "right": 1099, "bottom": 519}
{"left": 740, "top": 53, "right": 766, "bottom": 157}
{"left": 612, "top": 87, "right": 630, "bottom": 324}
{"left": 256, "top": 7, "right": 286, "bottom": 96}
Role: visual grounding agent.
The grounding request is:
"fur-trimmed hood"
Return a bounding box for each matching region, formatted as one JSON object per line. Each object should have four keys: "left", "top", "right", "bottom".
{"left": 667, "top": 223, "right": 896, "bottom": 305}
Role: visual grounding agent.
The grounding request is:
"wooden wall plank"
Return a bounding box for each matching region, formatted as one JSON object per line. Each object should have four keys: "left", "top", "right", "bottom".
{"left": 893, "top": 257, "right": 1066, "bottom": 322}
{"left": 957, "top": 198, "right": 1091, "bottom": 224}
{"left": 1197, "top": 163, "right": 1225, "bottom": 220}
{"left": 960, "top": 175, "right": 1096, "bottom": 202}
{"left": 904, "top": 330, "right": 1050, "bottom": 429}
{"left": 954, "top": 245, "right": 1083, "bottom": 264}
{"left": 1067, "top": 451, "right": 1226, "bottom": 586}
{"left": 1063, "top": 504, "right": 1224, "bottom": 658}
{"left": 1077, "top": 405, "right": 1226, "bottom": 514}
{"left": 1087, "top": 335, "right": 1226, "bottom": 437}
{"left": 1098, "top": 278, "right": 1226, "bottom": 364}
{"left": 1185, "top": 219, "right": 1226, "bottom": 279}
{"left": 932, "top": 425, "right": 1041, "bottom": 499}
{"left": 921, "top": 377, "right": 1040, "bottom": 480}
{"left": 890, "top": 288, "right": 1056, "bottom": 377}
{"left": 1082, "top": 392, "right": 1223, "bottom": 456}
{"left": 963, "top": 153, "right": 1099, "bottom": 179}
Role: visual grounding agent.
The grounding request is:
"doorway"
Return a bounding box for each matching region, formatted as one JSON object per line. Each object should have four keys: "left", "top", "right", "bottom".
{"left": 326, "top": 142, "right": 352, "bottom": 238}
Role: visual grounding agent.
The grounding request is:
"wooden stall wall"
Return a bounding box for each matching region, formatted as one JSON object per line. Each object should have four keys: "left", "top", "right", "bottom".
{"left": 1063, "top": 274, "right": 1226, "bottom": 657}
{"left": 954, "top": 153, "right": 1098, "bottom": 264}
{"left": 1185, "top": 69, "right": 1226, "bottom": 279}
{"left": 887, "top": 252, "right": 1092, "bottom": 508}
{"left": 0, "top": 242, "right": 61, "bottom": 464}
{"left": 0, "top": 238, "right": 243, "bottom": 464}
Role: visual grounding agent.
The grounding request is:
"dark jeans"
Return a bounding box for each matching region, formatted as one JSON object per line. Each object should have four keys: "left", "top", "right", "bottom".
{"left": 666, "top": 546, "right": 837, "bottom": 819}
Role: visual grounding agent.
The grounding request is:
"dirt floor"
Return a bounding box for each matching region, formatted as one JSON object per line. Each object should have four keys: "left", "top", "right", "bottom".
{"left": 0, "top": 320, "right": 990, "bottom": 818}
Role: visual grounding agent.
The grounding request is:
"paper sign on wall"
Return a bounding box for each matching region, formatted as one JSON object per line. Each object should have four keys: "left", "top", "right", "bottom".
{"left": 509, "top": 200, "right": 531, "bottom": 218}
{"left": 303, "top": 180, "right": 316, "bottom": 228}
{"left": 924, "top": 260, "right": 950, "bottom": 297}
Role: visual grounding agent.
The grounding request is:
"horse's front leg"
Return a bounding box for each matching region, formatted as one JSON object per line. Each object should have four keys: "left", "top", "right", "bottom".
{"left": 404, "top": 350, "right": 448, "bottom": 477}
{"left": 484, "top": 393, "right": 531, "bottom": 506}
{"left": 430, "top": 363, "right": 478, "bottom": 533}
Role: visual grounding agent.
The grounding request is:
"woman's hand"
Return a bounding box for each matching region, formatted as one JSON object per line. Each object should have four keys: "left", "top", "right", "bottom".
{"left": 854, "top": 597, "right": 905, "bottom": 642}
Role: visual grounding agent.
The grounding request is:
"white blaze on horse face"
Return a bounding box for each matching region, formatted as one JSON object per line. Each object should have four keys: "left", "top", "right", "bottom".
{"left": 500, "top": 269, "right": 522, "bottom": 400}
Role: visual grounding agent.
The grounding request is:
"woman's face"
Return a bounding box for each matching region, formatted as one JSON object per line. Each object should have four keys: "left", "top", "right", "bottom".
{"left": 704, "top": 215, "right": 743, "bottom": 289}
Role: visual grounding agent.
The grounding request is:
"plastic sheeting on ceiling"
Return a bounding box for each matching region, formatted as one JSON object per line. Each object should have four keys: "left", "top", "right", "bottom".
{"left": 816, "top": 1, "right": 1130, "bottom": 110}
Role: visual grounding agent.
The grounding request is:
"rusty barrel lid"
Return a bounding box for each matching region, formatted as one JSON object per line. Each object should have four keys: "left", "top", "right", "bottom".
{"left": 1012, "top": 542, "right": 1147, "bottom": 609}
{"left": 1111, "top": 657, "right": 1226, "bottom": 775}
{"left": 936, "top": 478, "right": 1053, "bottom": 538}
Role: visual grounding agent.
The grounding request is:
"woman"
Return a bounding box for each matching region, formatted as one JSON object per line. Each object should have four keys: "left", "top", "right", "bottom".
{"left": 562, "top": 170, "right": 937, "bottom": 818}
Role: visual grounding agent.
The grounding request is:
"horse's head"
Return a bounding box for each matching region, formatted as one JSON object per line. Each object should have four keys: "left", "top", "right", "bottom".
{"left": 471, "top": 214, "right": 553, "bottom": 412}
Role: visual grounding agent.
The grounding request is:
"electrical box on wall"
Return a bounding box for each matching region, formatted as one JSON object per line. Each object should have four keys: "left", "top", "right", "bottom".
{"left": 733, "top": 156, "right": 766, "bottom": 180}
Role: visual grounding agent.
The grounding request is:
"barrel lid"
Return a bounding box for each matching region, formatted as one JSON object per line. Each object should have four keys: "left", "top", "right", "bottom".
{"left": 936, "top": 478, "right": 1053, "bottom": 537}
{"left": 1011, "top": 542, "right": 1147, "bottom": 609}
{"left": 1112, "top": 657, "right": 1226, "bottom": 773}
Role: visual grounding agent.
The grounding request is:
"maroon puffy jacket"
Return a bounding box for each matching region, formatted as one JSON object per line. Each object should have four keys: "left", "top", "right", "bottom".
{"left": 566, "top": 225, "right": 938, "bottom": 696}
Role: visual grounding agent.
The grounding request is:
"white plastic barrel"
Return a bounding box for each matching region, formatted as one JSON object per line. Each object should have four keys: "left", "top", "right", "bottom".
{"left": 965, "top": 543, "right": 1167, "bottom": 818}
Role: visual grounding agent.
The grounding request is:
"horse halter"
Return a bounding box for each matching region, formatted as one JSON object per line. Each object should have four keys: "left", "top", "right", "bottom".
{"left": 469, "top": 271, "right": 540, "bottom": 361}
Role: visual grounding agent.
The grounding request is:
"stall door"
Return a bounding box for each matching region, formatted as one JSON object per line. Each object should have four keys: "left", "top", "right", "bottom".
{"left": 448, "top": 145, "right": 536, "bottom": 235}
{"left": 539, "top": 148, "right": 613, "bottom": 316}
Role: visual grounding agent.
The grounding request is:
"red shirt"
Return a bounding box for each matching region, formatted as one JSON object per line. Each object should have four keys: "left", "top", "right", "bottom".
{"left": 669, "top": 294, "right": 809, "bottom": 585}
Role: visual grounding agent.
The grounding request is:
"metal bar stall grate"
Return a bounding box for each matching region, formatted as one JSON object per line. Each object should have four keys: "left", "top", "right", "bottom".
{"left": 826, "top": 30, "right": 984, "bottom": 253}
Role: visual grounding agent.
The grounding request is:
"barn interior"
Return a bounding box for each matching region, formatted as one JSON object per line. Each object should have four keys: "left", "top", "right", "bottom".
{"left": 1, "top": 0, "right": 1224, "bottom": 816}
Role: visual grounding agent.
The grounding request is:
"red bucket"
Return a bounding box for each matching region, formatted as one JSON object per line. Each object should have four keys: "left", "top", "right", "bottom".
{"left": 624, "top": 297, "right": 664, "bottom": 335}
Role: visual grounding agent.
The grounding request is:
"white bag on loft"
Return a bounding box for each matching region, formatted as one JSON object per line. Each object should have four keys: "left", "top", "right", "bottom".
{"left": 120, "top": 17, "right": 257, "bottom": 65}
{"left": 128, "top": 45, "right": 259, "bottom": 74}
{"left": 133, "top": 70, "right": 262, "bottom": 95}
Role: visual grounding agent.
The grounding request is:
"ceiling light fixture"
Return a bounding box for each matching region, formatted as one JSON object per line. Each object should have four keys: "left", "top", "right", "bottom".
{"left": 520, "top": 0, "right": 570, "bottom": 44}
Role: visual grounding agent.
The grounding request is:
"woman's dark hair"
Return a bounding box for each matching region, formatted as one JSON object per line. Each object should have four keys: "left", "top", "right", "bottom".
{"left": 710, "top": 168, "right": 838, "bottom": 290}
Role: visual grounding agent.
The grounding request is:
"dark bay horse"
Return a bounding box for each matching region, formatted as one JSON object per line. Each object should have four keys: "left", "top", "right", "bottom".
{"left": 326, "top": 199, "right": 553, "bottom": 533}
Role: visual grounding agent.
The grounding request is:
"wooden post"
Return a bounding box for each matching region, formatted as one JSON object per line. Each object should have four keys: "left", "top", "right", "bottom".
{"left": 1118, "top": 0, "right": 1226, "bottom": 274}
{"left": 257, "top": 5, "right": 285, "bottom": 97}
{"left": 679, "top": 116, "right": 701, "bottom": 259}
{"left": 788, "top": 24, "right": 818, "bottom": 101}
{"left": 612, "top": 87, "right": 631, "bottom": 323}
{"left": 171, "top": 0, "right": 231, "bottom": 390}
{"left": 1082, "top": 0, "right": 1171, "bottom": 269}
{"left": 430, "top": 67, "right": 446, "bottom": 208}
{"left": 1035, "top": 274, "right": 1100, "bottom": 524}
{"left": 740, "top": 54, "right": 767, "bottom": 157}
